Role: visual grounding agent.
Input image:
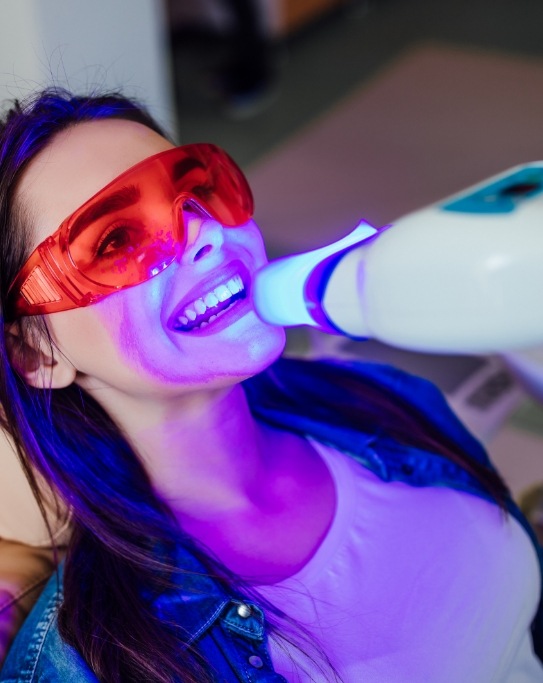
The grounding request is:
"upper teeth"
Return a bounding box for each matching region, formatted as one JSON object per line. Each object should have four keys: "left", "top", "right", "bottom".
{"left": 177, "top": 275, "right": 244, "bottom": 325}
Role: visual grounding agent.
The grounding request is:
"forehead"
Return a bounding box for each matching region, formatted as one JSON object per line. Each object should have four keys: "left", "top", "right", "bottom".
{"left": 17, "top": 119, "right": 174, "bottom": 242}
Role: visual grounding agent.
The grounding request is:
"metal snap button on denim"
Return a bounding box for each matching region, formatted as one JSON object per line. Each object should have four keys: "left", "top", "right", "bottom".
{"left": 248, "top": 655, "right": 264, "bottom": 669}
{"left": 237, "top": 603, "right": 252, "bottom": 618}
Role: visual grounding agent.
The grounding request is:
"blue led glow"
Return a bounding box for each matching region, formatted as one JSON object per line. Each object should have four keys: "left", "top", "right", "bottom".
{"left": 253, "top": 222, "right": 378, "bottom": 328}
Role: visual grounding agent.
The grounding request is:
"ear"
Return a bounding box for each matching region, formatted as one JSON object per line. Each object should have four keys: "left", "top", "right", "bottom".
{"left": 5, "top": 324, "right": 76, "bottom": 389}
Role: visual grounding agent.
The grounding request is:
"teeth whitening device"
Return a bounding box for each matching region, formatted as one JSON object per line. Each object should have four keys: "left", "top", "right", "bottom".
{"left": 254, "top": 163, "right": 543, "bottom": 356}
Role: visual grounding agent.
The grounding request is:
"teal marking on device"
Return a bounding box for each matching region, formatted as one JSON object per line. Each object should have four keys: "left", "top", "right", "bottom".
{"left": 442, "top": 167, "right": 543, "bottom": 214}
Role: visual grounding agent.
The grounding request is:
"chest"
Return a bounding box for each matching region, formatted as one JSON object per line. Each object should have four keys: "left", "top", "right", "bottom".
{"left": 256, "top": 445, "right": 542, "bottom": 681}
{"left": 181, "top": 437, "right": 337, "bottom": 583}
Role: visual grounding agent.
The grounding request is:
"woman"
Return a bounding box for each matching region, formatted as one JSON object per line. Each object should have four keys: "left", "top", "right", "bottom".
{"left": 0, "top": 89, "right": 541, "bottom": 682}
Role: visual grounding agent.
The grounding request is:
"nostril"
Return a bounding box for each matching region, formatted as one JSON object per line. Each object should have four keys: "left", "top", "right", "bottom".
{"left": 193, "top": 244, "right": 212, "bottom": 261}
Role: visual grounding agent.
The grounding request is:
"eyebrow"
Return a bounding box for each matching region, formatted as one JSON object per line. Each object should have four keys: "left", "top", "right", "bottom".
{"left": 68, "top": 184, "right": 141, "bottom": 241}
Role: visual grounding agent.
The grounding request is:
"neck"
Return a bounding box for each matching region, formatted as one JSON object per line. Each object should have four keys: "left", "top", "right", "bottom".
{"left": 81, "top": 376, "right": 337, "bottom": 582}
{"left": 95, "top": 382, "right": 274, "bottom": 520}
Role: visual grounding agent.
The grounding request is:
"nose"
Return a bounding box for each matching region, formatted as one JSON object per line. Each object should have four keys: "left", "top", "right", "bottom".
{"left": 178, "top": 205, "right": 225, "bottom": 264}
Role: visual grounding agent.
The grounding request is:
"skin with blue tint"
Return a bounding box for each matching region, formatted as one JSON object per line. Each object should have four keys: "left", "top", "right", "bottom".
{"left": 15, "top": 118, "right": 336, "bottom": 582}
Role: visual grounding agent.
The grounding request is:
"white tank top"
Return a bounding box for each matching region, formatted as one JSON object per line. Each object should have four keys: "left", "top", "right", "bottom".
{"left": 256, "top": 441, "right": 543, "bottom": 683}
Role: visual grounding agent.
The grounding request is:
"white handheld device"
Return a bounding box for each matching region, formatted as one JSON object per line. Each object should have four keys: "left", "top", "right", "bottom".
{"left": 254, "top": 163, "right": 543, "bottom": 354}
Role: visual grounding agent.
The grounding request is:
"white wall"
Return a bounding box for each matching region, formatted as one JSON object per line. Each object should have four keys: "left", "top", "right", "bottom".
{"left": 0, "top": 0, "right": 177, "bottom": 136}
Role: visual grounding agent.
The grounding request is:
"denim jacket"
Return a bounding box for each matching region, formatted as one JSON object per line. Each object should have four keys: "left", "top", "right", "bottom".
{"left": 2, "top": 359, "right": 542, "bottom": 682}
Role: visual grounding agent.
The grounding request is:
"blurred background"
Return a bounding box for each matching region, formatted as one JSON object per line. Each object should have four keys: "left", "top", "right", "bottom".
{"left": 0, "top": 0, "right": 542, "bottom": 525}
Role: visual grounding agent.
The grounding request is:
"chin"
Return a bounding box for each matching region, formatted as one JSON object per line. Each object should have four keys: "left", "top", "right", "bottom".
{"left": 242, "top": 323, "right": 286, "bottom": 373}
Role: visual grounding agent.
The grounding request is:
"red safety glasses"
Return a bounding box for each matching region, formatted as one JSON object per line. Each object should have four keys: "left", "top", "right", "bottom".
{"left": 5, "top": 144, "right": 254, "bottom": 320}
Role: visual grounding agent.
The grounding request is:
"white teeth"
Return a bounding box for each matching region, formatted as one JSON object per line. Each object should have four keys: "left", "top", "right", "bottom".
{"left": 204, "top": 292, "right": 219, "bottom": 307}
{"left": 215, "top": 284, "right": 231, "bottom": 302}
{"left": 175, "top": 273, "right": 246, "bottom": 329}
{"left": 194, "top": 299, "right": 206, "bottom": 315}
{"left": 227, "top": 276, "right": 242, "bottom": 295}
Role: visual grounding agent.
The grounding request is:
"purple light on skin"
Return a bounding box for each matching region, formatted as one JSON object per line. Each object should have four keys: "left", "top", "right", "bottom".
{"left": 252, "top": 222, "right": 379, "bottom": 331}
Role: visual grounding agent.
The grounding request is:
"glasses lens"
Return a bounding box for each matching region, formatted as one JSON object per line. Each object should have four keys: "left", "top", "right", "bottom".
{"left": 173, "top": 145, "right": 253, "bottom": 226}
{"left": 65, "top": 145, "right": 253, "bottom": 288}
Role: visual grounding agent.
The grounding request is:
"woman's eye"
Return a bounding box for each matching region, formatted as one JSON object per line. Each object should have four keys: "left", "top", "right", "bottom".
{"left": 191, "top": 183, "right": 214, "bottom": 201}
{"left": 96, "top": 226, "right": 138, "bottom": 257}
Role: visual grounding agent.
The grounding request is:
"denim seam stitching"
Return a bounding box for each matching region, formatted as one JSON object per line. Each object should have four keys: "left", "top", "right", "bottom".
{"left": 186, "top": 599, "right": 229, "bottom": 645}
{"left": 26, "top": 591, "right": 61, "bottom": 682}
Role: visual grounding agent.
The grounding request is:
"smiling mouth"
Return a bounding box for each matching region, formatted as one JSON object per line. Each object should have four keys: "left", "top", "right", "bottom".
{"left": 171, "top": 275, "right": 247, "bottom": 332}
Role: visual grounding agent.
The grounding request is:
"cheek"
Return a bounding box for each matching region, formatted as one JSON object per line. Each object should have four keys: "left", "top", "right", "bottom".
{"left": 89, "top": 287, "right": 172, "bottom": 375}
{"left": 46, "top": 305, "right": 126, "bottom": 373}
{"left": 229, "top": 222, "right": 269, "bottom": 264}
{"left": 47, "top": 299, "right": 178, "bottom": 391}
{"left": 245, "top": 325, "right": 286, "bottom": 366}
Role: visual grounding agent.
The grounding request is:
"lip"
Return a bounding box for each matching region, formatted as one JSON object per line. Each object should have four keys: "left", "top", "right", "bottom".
{"left": 167, "top": 259, "right": 252, "bottom": 332}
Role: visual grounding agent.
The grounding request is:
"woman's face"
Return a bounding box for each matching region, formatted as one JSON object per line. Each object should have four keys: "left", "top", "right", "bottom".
{"left": 16, "top": 119, "right": 286, "bottom": 399}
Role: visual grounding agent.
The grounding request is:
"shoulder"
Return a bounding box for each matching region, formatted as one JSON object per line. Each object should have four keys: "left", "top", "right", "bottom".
{"left": 253, "top": 357, "right": 490, "bottom": 464}
{"left": 261, "top": 355, "right": 454, "bottom": 410}
{"left": 0, "top": 569, "right": 95, "bottom": 682}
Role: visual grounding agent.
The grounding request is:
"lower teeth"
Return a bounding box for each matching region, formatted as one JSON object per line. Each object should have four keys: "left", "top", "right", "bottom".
{"left": 193, "top": 301, "right": 232, "bottom": 330}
